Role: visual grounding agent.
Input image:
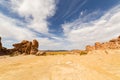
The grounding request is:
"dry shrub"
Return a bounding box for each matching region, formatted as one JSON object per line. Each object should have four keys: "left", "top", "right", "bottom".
{"left": 80, "top": 51, "right": 88, "bottom": 55}
{"left": 45, "top": 51, "right": 69, "bottom": 55}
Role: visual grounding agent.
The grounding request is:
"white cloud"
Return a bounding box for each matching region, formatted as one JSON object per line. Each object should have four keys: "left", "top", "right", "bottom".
{"left": 8, "top": 0, "right": 56, "bottom": 33}
{"left": 0, "top": 13, "right": 36, "bottom": 41}
{"left": 62, "top": 5, "right": 120, "bottom": 49}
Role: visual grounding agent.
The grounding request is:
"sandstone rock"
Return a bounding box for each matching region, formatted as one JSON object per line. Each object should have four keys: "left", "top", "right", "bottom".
{"left": 86, "top": 45, "right": 95, "bottom": 51}
{"left": 86, "top": 35, "right": 120, "bottom": 51}
{"left": 118, "top": 36, "right": 120, "bottom": 38}
{"left": 95, "top": 42, "right": 102, "bottom": 50}
{"left": 30, "top": 48, "right": 38, "bottom": 54}
{"left": 24, "top": 41, "right": 32, "bottom": 54}
{"left": 32, "top": 39, "right": 39, "bottom": 49}
{"left": 12, "top": 39, "right": 39, "bottom": 55}
{"left": 21, "top": 40, "right": 29, "bottom": 45}
{"left": 0, "top": 37, "right": 2, "bottom": 51}
{"left": 109, "top": 39, "right": 117, "bottom": 43}
{"left": 0, "top": 37, "right": 39, "bottom": 56}
{"left": 10, "top": 51, "right": 21, "bottom": 56}
{"left": 30, "top": 39, "right": 39, "bottom": 54}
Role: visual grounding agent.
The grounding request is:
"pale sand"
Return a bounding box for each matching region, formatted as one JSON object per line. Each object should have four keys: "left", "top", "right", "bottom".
{"left": 0, "top": 50, "right": 120, "bottom": 80}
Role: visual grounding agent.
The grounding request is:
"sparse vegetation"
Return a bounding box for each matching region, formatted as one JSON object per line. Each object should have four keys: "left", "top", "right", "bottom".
{"left": 80, "top": 51, "right": 88, "bottom": 55}
{"left": 45, "top": 51, "right": 70, "bottom": 55}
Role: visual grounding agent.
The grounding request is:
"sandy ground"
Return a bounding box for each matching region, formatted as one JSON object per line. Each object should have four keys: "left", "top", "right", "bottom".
{"left": 0, "top": 50, "right": 120, "bottom": 80}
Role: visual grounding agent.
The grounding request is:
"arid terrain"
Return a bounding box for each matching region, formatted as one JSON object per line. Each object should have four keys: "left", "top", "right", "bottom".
{"left": 0, "top": 49, "right": 120, "bottom": 80}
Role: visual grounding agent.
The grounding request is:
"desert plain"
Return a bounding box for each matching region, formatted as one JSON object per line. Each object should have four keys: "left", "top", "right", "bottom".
{"left": 0, "top": 50, "right": 120, "bottom": 80}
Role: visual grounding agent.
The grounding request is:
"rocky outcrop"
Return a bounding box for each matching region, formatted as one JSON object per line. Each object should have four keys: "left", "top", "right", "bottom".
{"left": 12, "top": 40, "right": 39, "bottom": 55}
{"left": 86, "top": 45, "right": 95, "bottom": 51}
{"left": 30, "top": 39, "right": 39, "bottom": 54}
{"left": 0, "top": 37, "right": 9, "bottom": 55}
{"left": 0, "top": 37, "right": 2, "bottom": 51}
{"left": 86, "top": 36, "right": 120, "bottom": 51}
{"left": 0, "top": 36, "right": 39, "bottom": 56}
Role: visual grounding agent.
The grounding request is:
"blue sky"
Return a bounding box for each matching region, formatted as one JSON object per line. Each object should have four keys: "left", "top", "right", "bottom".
{"left": 0, "top": 0, "right": 120, "bottom": 50}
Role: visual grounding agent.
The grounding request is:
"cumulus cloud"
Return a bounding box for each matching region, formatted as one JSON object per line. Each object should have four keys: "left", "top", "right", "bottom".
{"left": 62, "top": 5, "right": 120, "bottom": 49}
{"left": 0, "top": 13, "right": 36, "bottom": 41}
{"left": 0, "top": 0, "right": 56, "bottom": 33}
{"left": 0, "top": 0, "right": 57, "bottom": 35}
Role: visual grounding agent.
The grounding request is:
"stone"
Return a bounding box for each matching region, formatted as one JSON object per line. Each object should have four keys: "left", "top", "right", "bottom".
{"left": 86, "top": 35, "right": 120, "bottom": 51}
{"left": 86, "top": 45, "right": 95, "bottom": 51}
{"left": 0, "top": 37, "right": 2, "bottom": 51}
{"left": 12, "top": 39, "right": 39, "bottom": 55}
{"left": 32, "top": 39, "right": 39, "bottom": 49}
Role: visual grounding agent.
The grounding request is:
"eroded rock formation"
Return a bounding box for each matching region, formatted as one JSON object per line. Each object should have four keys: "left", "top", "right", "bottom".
{"left": 86, "top": 36, "right": 120, "bottom": 51}
{"left": 0, "top": 37, "right": 9, "bottom": 55}
{"left": 0, "top": 36, "right": 39, "bottom": 56}
{"left": 12, "top": 40, "right": 39, "bottom": 55}
{"left": 86, "top": 45, "right": 95, "bottom": 51}
{"left": 0, "top": 37, "right": 2, "bottom": 51}
{"left": 30, "top": 39, "right": 39, "bottom": 54}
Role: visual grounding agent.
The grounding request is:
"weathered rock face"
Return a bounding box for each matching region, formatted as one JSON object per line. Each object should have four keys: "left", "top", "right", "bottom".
{"left": 30, "top": 39, "right": 39, "bottom": 55}
{"left": 32, "top": 39, "right": 39, "bottom": 49}
{"left": 0, "top": 37, "right": 9, "bottom": 55}
{"left": 0, "top": 37, "right": 2, "bottom": 51}
{"left": 12, "top": 40, "right": 39, "bottom": 55}
{"left": 95, "top": 42, "right": 102, "bottom": 50}
{"left": 0, "top": 37, "right": 39, "bottom": 56}
{"left": 86, "top": 35, "right": 120, "bottom": 51}
{"left": 86, "top": 45, "right": 95, "bottom": 51}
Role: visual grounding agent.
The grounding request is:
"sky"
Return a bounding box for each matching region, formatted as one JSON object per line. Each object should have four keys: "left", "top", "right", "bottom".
{"left": 0, "top": 0, "right": 120, "bottom": 50}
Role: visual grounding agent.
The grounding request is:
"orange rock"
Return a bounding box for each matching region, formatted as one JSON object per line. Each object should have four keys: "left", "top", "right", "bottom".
{"left": 12, "top": 39, "right": 39, "bottom": 55}
{"left": 32, "top": 39, "right": 39, "bottom": 49}
{"left": 0, "top": 37, "right": 2, "bottom": 51}
{"left": 86, "top": 45, "right": 95, "bottom": 51}
{"left": 86, "top": 35, "right": 120, "bottom": 51}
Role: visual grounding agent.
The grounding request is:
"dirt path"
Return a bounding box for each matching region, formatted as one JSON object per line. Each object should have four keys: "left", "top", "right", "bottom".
{"left": 0, "top": 51, "right": 120, "bottom": 80}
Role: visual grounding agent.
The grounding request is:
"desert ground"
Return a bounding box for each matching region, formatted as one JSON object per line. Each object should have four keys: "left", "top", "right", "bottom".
{"left": 0, "top": 50, "right": 120, "bottom": 80}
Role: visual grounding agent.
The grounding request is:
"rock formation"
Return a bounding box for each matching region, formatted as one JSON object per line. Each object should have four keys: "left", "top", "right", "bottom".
{"left": 86, "top": 35, "right": 120, "bottom": 51}
{"left": 12, "top": 40, "right": 39, "bottom": 55}
{"left": 0, "top": 37, "right": 2, "bottom": 51}
{"left": 0, "top": 37, "right": 9, "bottom": 55}
{"left": 32, "top": 39, "right": 39, "bottom": 49}
{"left": 86, "top": 45, "right": 95, "bottom": 51}
{"left": 30, "top": 39, "right": 39, "bottom": 54}
{"left": 0, "top": 36, "right": 39, "bottom": 56}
